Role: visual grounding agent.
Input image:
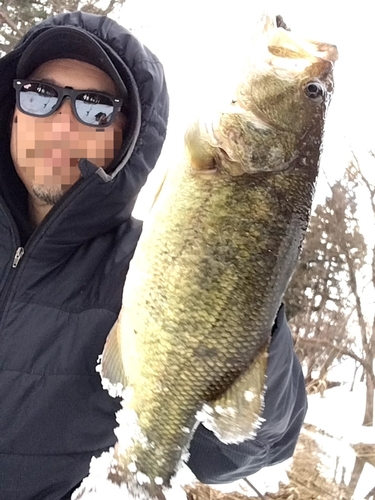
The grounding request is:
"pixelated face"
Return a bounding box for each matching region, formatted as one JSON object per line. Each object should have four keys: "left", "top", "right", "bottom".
{"left": 10, "top": 58, "right": 125, "bottom": 205}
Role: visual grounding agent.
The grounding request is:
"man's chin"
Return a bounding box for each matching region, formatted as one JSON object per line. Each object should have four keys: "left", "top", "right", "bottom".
{"left": 31, "top": 185, "right": 64, "bottom": 205}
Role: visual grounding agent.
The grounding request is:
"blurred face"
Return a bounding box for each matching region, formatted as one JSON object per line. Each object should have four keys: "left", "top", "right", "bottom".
{"left": 10, "top": 58, "right": 125, "bottom": 205}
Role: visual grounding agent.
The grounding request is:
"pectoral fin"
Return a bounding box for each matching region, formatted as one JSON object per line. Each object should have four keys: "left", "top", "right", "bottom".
{"left": 99, "top": 318, "right": 128, "bottom": 398}
{"left": 184, "top": 118, "right": 217, "bottom": 170}
{"left": 200, "top": 343, "right": 269, "bottom": 444}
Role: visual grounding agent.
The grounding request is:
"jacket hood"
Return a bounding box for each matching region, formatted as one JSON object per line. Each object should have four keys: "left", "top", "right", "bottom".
{"left": 0, "top": 11, "right": 169, "bottom": 247}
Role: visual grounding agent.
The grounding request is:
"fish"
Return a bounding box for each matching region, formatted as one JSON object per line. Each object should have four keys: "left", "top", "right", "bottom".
{"left": 73, "top": 14, "right": 338, "bottom": 500}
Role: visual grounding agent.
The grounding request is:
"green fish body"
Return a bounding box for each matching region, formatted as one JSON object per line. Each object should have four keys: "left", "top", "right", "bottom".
{"left": 74, "top": 15, "right": 338, "bottom": 500}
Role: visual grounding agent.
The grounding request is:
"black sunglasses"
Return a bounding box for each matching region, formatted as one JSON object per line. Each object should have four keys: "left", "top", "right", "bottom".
{"left": 13, "top": 79, "right": 124, "bottom": 127}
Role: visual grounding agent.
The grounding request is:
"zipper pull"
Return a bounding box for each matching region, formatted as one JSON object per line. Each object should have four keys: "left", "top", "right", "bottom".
{"left": 12, "top": 247, "right": 25, "bottom": 268}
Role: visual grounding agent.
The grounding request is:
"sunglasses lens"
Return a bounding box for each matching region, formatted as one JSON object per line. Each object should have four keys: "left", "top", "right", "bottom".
{"left": 75, "top": 92, "right": 115, "bottom": 126}
{"left": 18, "top": 82, "right": 59, "bottom": 116}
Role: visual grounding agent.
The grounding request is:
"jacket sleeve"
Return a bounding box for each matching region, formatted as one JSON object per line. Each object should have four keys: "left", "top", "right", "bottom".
{"left": 186, "top": 303, "right": 307, "bottom": 483}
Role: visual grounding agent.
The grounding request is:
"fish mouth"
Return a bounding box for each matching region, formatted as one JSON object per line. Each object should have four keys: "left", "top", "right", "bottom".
{"left": 266, "top": 28, "right": 338, "bottom": 79}
{"left": 268, "top": 30, "right": 338, "bottom": 64}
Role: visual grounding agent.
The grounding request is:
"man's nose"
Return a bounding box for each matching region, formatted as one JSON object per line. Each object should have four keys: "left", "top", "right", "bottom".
{"left": 51, "top": 98, "right": 78, "bottom": 131}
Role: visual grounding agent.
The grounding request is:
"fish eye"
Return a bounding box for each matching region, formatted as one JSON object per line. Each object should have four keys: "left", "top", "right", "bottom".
{"left": 304, "top": 81, "right": 325, "bottom": 102}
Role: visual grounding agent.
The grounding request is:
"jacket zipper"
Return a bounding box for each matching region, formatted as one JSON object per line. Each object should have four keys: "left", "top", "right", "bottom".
{"left": 0, "top": 219, "right": 48, "bottom": 325}
{"left": 12, "top": 247, "right": 25, "bottom": 268}
{"left": 0, "top": 175, "right": 88, "bottom": 326}
{"left": 0, "top": 200, "right": 23, "bottom": 323}
{"left": 0, "top": 247, "right": 25, "bottom": 320}
{"left": 0, "top": 199, "right": 47, "bottom": 322}
{"left": 0, "top": 219, "right": 46, "bottom": 323}
{"left": 0, "top": 223, "right": 41, "bottom": 325}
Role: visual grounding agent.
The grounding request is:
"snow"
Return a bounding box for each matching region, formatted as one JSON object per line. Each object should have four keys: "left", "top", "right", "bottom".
{"left": 213, "top": 464, "right": 292, "bottom": 496}
{"left": 304, "top": 382, "right": 375, "bottom": 500}
{"left": 72, "top": 450, "right": 190, "bottom": 500}
{"left": 305, "top": 381, "right": 374, "bottom": 442}
{"left": 355, "top": 464, "right": 375, "bottom": 500}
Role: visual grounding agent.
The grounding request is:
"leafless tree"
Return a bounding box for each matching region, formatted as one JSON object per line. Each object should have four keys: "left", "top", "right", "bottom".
{"left": 285, "top": 158, "right": 374, "bottom": 425}
{"left": 0, "top": 0, "right": 126, "bottom": 53}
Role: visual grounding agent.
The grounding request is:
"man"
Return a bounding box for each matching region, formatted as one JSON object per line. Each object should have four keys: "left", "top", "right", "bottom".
{"left": 0, "top": 11, "right": 307, "bottom": 500}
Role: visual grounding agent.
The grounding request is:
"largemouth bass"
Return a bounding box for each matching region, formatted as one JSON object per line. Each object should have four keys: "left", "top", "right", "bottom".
{"left": 74, "top": 15, "right": 338, "bottom": 500}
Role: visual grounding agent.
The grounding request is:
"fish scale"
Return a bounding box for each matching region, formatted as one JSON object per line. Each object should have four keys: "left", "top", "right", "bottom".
{"left": 107, "top": 161, "right": 315, "bottom": 478}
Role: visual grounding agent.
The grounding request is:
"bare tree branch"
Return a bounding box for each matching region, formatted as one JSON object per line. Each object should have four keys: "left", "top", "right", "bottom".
{"left": 344, "top": 245, "right": 370, "bottom": 352}
{"left": 351, "top": 151, "right": 375, "bottom": 214}
{"left": 295, "top": 336, "right": 375, "bottom": 384}
{"left": 0, "top": 8, "right": 25, "bottom": 37}
{"left": 0, "top": 31, "right": 21, "bottom": 46}
{"left": 102, "top": 0, "right": 117, "bottom": 16}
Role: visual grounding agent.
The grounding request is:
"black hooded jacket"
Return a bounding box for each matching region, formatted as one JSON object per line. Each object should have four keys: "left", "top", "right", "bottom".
{"left": 0, "top": 12, "right": 307, "bottom": 500}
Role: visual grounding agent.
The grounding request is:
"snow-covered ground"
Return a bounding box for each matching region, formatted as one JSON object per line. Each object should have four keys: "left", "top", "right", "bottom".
{"left": 304, "top": 382, "right": 374, "bottom": 500}
{"left": 305, "top": 381, "right": 373, "bottom": 442}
